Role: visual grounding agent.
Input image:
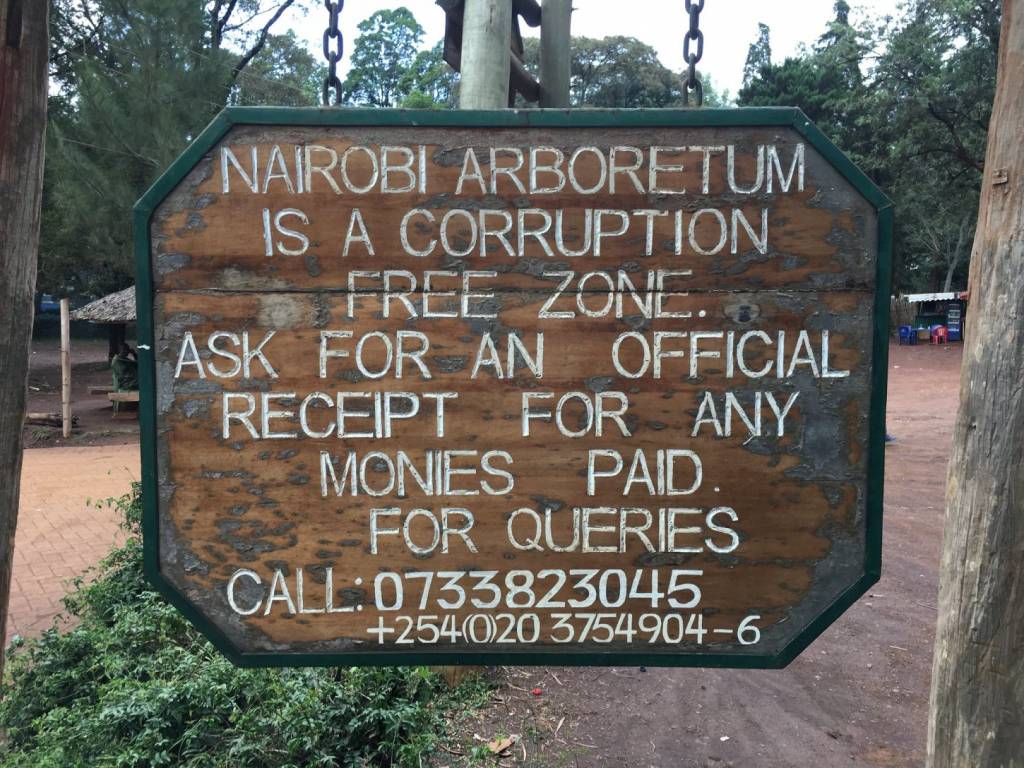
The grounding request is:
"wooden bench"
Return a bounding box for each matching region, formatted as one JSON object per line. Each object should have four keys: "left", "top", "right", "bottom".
{"left": 89, "top": 385, "right": 116, "bottom": 395}
{"left": 108, "top": 390, "right": 140, "bottom": 416}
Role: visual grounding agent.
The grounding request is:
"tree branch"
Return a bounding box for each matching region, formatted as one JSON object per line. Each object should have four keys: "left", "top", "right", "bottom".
{"left": 214, "top": 0, "right": 239, "bottom": 48}
{"left": 76, "top": 0, "right": 103, "bottom": 41}
{"left": 224, "top": 10, "right": 270, "bottom": 34}
{"left": 926, "top": 101, "right": 984, "bottom": 173}
{"left": 229, "top": 0, "right": 295, "bottom": 83}
{"left": 210, "top": 0, "right": 225, "bottom": 44}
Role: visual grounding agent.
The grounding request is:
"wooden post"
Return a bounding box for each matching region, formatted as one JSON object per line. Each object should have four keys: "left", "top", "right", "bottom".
{"left": 539, "top": 0, "right": 571, "bottom": 107}
{"left": 438, "top": 0, "right": 515, "bottom": 687}
{"left": 458, "top": 0, "right": 512, "bottom": 108}
{"left": 0, "top": 0, "right": 49, "bottom": 679}
{"left": 107, "top": 324, "right": 120, "bottom": 363}
{"left": 927, "top": 3, "right": 1024, "bottom": 766}
{"left": 60, "top": 299, "right": 72, "bottom": 439}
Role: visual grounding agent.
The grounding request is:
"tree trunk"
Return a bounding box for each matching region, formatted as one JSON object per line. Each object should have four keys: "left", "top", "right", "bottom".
{"left": 0, "top": 0, "right": 48, "bottom": 678}
{"left": 431, "top": 0, "right": 515, "bottom": 687}
{"left": 942, "top": 214, "right": 971, "bottom": 293}
{"left": 940, "top": 251, "right": 959, "bottom": 293}
{"left": 927, "top": 2, "right": 1024, "bottom": 766}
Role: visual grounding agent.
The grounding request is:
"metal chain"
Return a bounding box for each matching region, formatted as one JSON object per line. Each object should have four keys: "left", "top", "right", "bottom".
{"left": 683, "top": 0, "right": 704, "bottom": 106}
{"left": 322, "top": 0, "right": 344, "bottom": 106}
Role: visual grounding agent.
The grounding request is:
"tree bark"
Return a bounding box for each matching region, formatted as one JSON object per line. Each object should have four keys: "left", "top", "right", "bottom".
{"left": 227, "top": 0, "right": 296, "bottom": 85}
{"left": 0, "top": 0, "right": 48, "bottom": 679}
{"left": 927, "top": 2, "right": 1024, "bottom": 766}
{"left": 942, "top": 213, "right": 971, "bottom": 293}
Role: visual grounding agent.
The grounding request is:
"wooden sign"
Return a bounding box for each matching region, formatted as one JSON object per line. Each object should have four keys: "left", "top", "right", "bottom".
{"left": 135, "top": 108, "right": 891, "bottom": 667}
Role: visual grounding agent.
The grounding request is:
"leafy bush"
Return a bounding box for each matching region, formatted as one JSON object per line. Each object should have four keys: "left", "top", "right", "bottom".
{"left": 0, "top": 487, "right": 484, "bottom": 767}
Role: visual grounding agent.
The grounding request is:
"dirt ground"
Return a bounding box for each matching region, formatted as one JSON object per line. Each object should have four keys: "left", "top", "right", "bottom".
{"left": 23, "top": 337, "right": 139, "bottom": 448}
{"left": 12, "top": 339, "right": 962, "bottom": 766}
{"left": 436, "top": 341, "right": 963, "bottom": 768}
{"left": 8, "top": 337, "right": 140, "bottom": 643}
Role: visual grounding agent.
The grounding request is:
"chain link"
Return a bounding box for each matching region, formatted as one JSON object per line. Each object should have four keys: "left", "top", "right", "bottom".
{"left": 683, "top": 0, "right": 704, "bottom": 107}
{"left": 322, "top": 0, "right": 343, "bottom": 106}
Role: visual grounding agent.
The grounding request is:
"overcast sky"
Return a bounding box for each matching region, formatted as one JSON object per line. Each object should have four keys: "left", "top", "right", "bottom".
{"left": 287, "top": 0, "right": 894, "bottom": 99}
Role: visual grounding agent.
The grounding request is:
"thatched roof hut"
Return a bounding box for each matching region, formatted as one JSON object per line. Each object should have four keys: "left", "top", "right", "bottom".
{"left": 71, "top": 286, "right": 136, "bottom": 324}
{"left": 71, "top": 286, "right": 136, "bottom": 359}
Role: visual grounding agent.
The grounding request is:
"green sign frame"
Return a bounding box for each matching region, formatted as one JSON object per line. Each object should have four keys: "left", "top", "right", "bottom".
{"left": 134, "top": 106, "right": 892, "bottom": 668}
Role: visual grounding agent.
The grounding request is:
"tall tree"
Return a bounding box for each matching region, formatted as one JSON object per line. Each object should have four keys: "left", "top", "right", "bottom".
{"left": 738, "top": 0, "right": 998, "bottom": 292}
{"left": 739, "top": 0, "right": 871, "bottom": 156}
{"left": 820, "top": 2, "right": 863, "bottom": 95}
{"left": 50, "top": 0, "right": 300, "bottom": 101}
{"left": 819, "top": 0, "right": 852, "bottom": 45}
{"left": 206, "top": 0, "right": 299, "bottom": 81}
{"left": 901, "top": 186, "right": 975, "bottom": 293}
{"left": 570, "top": 36, "right": 682, "bottom": 107}
{"left": 39, "top": 0, "right": 307, "bottom": 297}
{"left": 928, "top": 3, "right": 1024, "bottom": 765}
{"left": 871, "top": 0, "right": 997, "bottom": 290}
{"left": 399, "top": 41, "right": 459, "bottom": 108}
{"left": 742, "top": 23, "right": 771, "bottom": 87}
{"left": 0, "top": 0, "right": 48, "bottom": 682}
{"left": 343, "top": 8, "right": 424, "bottom": 107}
{"left": 44, "top": 0, "right": 230, "bottom": 296}
{"left": 232, "top": 31, "right": 323, "bottom": 106}
{"left": 520, "top": 35, "right": 727, "bottom": 108}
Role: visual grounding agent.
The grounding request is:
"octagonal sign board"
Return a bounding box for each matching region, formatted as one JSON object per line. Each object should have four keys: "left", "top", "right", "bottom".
{"left": 135, "top": 108, "right": 892, "bottom": 667}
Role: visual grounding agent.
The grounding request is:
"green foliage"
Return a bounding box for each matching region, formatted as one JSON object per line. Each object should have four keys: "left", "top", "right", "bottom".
{"left": 870, "top": 0, "right": 996, "bottom": 290}
{"left": 341, "top": 10, "right": 458, "bottom": 110}
{"left": 43, "top": 0, "right": 224, "bottom": 296}
{"left": 398, "top": 42, "right": 459, "bottom": 109}
{"left": 233, "top": 32, "right": 325, "bottom": 107}
{"left": 520, "top": 35, "right": 727, "bottom": 108}
{"left": 39, "top": 0, "right": 316, "bottom": 297}
{"left": 738, "top": 0, "right": 998, "bottom": 292}
{"left": 43, "top": 0, "right": 998, "bottom": 296}
{"left": 0, "top": 488, "right": 488, "bottom": 767}
{"left": 42, "top": 2, "right": 732, "bottom": 298}
{"left": 742, "top": 23, "right": 771, "bottom": 88}
{"left": 343, "top": 9, "right": 425, "bottom": 107}
{"left": 569, "top": 36, "right": 683, "bottom": 108}
{"left": 739, "top": 2, "right": 873, "bottom": 161}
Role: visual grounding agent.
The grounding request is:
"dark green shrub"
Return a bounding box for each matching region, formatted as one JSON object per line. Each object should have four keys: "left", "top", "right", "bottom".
{"left": 0, "top": 487, "right": 482, "bottom": 767}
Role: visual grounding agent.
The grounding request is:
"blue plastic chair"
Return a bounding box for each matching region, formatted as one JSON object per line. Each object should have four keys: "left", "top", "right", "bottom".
{"left": 898, "top": 325, "right": 914, "bottom": 345}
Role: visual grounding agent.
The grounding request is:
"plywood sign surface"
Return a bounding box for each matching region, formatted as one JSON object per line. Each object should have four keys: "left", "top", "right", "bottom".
{"left": 136, "top": 108, "right": 891, "bottom": 666}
